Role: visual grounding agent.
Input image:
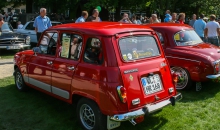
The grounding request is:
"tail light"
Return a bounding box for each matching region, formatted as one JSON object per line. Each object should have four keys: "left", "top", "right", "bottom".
{"left": 214, "top": 62, "right": 219, "bottom": 74}
{"left": 171, "top": 71, "right": 178, "bottom": 84}
{"left": 117, "top": 86, "right": 127, "bottom": 103}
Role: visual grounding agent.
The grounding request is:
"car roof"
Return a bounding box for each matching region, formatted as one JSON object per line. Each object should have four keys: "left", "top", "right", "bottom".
{"left": 146, "top": 23, "right": 193, "bottom": 32}
{"left": 49, "top": 22, "right": 153, "bottom": 36}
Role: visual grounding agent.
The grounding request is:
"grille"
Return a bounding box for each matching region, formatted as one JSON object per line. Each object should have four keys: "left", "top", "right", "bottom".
{"left": 0, "top": 39, "right": 25, "bottom": 45}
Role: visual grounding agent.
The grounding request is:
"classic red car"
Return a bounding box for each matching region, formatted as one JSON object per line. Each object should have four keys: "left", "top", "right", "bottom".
{"left": 13, "top": 22, "right": 182, "bottom": 130}
{"left": 147, "top": 23, "right": 220, "bottom": 91}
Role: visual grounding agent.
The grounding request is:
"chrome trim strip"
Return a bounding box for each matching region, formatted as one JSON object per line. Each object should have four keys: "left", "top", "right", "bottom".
{"left": 110, "top": 93, "right": 182, "bottom": 122}
{"left": 0, "top": 38, "right": 25, "bottom": 40}
{"left": 206, "top": 74, "right": 220, "bottom": 79}
{"left": 166, "top": 56, "right": 200, "bottom": 62}
{"left": 51, "top": 86, "right": 69, "bottom": 99}
{"left": 0, "top": 45, "right": 30, "bottom": 48}
{"left": 29, "top": 77, "right": 51, "bottom": 92}
{"left": 23, "top": 75, "right": 29, "bottom": 83}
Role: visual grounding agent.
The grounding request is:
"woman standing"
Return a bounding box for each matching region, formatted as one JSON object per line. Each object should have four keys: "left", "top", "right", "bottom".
{"left": 178, "top": 13, "right": 185, "bottom": 24}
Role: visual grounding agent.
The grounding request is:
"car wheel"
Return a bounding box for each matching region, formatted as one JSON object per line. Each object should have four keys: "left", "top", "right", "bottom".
{"left": 171, "top": 67, "right": 192, "bottom": 90}
{"left": 14, "top": 68, "right": 27, "bottom": 91}
{"left": 77, "top": 98, "right": 107, "bottom": 130}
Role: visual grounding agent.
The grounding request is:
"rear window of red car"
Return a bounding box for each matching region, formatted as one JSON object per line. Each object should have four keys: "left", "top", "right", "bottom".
{"left": 118, "top": 36, "right": 160, "bottom": 61}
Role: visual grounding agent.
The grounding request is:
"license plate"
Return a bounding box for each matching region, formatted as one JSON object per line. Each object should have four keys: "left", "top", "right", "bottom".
{"left": 107, "top": 116, "right": 120, "bottom": 129}
{"left": 6, "top": 46, "right": 20, "bottom": 50}
{"left": 141, "top": 74, "right": 163, "bottom": 95}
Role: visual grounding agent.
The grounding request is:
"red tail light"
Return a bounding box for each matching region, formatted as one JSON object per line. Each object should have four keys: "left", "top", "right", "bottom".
{"left": 171, "top": 71, "right": 178, "bottom": 85}
{"left": 117, "top": 86, "right": 127, "bottom": 103}
{"left": 214, "top": 63, "right": 219, "bottom": 74}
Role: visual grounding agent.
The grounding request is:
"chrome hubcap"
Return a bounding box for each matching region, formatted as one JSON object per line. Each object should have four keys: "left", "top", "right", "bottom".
{"left": 171, "top": 67, "right": 188, "bottom": 89}
{"left": 16, "top": 72, "right": 23, "bottom": 89}
{"left": 80, "top": 104, "right": 95, "bottom": 129}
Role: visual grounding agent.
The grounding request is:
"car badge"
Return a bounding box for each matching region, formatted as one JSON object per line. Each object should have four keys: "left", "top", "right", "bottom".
{"left": 132, "top": 98, "right": 140, "bottom": 105}
{"left": 124, "top": 69, "right": 138, "bottom": 74}
{"left": 155, "top": 95, "right": 160, "bottom": 101}
{"left": 129, "top": 75, "right": 133, "bottom": 81}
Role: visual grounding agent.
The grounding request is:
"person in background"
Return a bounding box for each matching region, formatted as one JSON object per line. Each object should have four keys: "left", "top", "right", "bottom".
{"left": 193, "top": 14, "right": 206, "bottom": 41}
{"left": 132, "top": 15, "right": 137, "bottom": 24}
{"left": 150, "top": 14, "right": 160, "bottom": 24}
{"left": 136, "top": 16, "right": 142, "bottom": 24}
{"left": 17, "top": 21, "right": 23, "bottom": 29}
{"left": 164, "top": 10, "right": 172, "bottom": 22}
{"left": 119, "top": 13, "right": 132, "bottom": 23}
{"left": 0, "top": 14, "right": 4, "bottom": 32}
{"left": 178, "top": 13, "right": 185, "bottom": 24}
{"left": 3, "top": 13, "right": 11, "bottom": 22}
{"left": 75, "top": 11, "right": 88, "bottom": 23}
{"left": 170, "top": 13, "right": 179, "bottom": 23}
{"left": 86, "top": 9, "right": 101, "bottom": 22}
{"left": 189, "top": 14, "right": 197, "bottom": 27}
{"left": 204, "top": 14, "right": 220, "bottom": 46}
{"left": 33, "top": 8, "right": 52, "bottom": 42}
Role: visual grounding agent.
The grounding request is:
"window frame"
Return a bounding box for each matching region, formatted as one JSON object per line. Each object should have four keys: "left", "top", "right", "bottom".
{"left": 58, "top": 32, "right": 83, "bottom": 61}
{"left": 118, "top": 35, "right": 161, "bottom": 62}
{"left": 83, "top": 37, "right": 104, "bottom": 65}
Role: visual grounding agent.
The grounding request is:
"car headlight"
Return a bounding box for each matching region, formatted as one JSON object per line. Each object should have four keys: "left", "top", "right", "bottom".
{"left": 213, "top": 60, "right": 220, "bottom": 74}
{"left": 26, "top": 36, "right": 30, "bottom": 45}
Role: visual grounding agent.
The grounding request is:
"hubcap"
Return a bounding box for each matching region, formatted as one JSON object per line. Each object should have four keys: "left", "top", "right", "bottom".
{"left": 80, "top": 104, "right": 95, "bottom": 129}
{"left": 16, "top": 72, "right": 23, "bottom": 89}
{"left": 171, "top": 67, "right": 188, "bottom": 89}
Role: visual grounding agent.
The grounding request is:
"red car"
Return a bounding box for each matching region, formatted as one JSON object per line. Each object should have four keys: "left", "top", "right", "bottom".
{"left": 147, "top": 23, "right": 220, "bottom": 91}
{"left": 13, "top": 22, "right": 182, "bottom": 130}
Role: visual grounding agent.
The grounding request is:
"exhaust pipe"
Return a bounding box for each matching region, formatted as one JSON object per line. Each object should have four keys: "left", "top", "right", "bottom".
{"left": 129, "top": 119, "right": 137, "bottom": 125}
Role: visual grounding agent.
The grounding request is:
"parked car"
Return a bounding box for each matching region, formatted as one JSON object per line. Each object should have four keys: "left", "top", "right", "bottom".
{"left": 147, "top": 23, "right": 220, "bottom": 91}
{"left": 16, "top": 21, "right": 61, "bottom": 46}
{"left": 14, "top": 22, "right": 182, "bottom": 130}
{"left": 0, "top": 22, "right": 30, "bottom": 50}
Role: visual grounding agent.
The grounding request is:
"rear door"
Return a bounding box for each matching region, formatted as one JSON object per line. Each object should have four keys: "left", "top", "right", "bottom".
{"left": 113, "top": 32, "right": 175, "bottom": 110}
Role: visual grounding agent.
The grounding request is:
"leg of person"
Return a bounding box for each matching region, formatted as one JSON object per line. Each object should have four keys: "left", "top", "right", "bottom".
{"left": 37, "top": 32, "right": 42, "bottom": 42}
{"left": 213, "top": 38, "right": 220, "bottom": 47}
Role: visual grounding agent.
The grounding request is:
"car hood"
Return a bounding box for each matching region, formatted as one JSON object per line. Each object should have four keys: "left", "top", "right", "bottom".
{"left": 174, "top": 43, "right": 220, "bottom": 61}
{"left": 0, "top": 32, "right": 27, "bottom": 39}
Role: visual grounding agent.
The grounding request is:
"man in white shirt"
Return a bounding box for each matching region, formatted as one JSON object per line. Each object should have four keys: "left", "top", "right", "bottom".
{"left": 204, "top": 14, "right": 220, "bottom": 46}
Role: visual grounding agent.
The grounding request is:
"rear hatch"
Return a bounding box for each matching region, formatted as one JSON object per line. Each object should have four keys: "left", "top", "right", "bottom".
{"left": 113, "top": 32, "right": 176, "bottom": 110}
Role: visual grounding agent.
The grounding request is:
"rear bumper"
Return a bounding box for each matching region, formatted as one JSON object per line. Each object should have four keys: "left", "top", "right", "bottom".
{"left": 206, "top": 74, "right": 220, "bottom": 79}
{"left": 110, "top": 93, "right": 182, "bottom": 122}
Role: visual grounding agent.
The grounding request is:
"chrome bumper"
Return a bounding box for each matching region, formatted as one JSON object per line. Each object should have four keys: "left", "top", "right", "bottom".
{"left": 206, "top": 74, "right": 220, "bottom": 79}
{"left": 0, "top": 44, "right": 30, "bottom": 49}
{"left": 110, "top": 93, "right": 182, "bottom": 122}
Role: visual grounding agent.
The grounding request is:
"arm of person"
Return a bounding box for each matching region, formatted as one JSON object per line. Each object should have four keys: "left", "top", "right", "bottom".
{"left": 47, "top": 18, "right": 52, "bottom": 28}
{"left": 33, "top": 18, "right": 38, "bottom": 33}
{"left": 35, "top": 28, "right": 38, "bottom": 33}
{"left": 204, "top": 28, "right": 208, "bottom": 38}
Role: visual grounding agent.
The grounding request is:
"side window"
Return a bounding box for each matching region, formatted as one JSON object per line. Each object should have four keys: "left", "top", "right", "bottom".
{"left": 39, "top": 32, "right": 58, "bottom": 55}
{"left": 59, "top": 33, "right": 83, "bottom": 60}
{"left": 156, "top": 32, "right": 164, "bottom": 45}
{"left": 25, "top": 22, "right": 35, "bottom": 30}
{"left": 83, "top": 38, "right": 103, "bottom": 65}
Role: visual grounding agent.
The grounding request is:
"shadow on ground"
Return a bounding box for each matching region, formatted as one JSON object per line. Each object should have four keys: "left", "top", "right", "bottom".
{"left": 178, "top": 81, "right": 220, "bottom": 103}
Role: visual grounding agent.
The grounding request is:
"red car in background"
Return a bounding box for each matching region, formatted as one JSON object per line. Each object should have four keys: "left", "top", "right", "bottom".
{"left": 147, "top": 23, "right": 220, "bottom": 91}
{"left": 13, "top": 22, "right": 182, "bottom": 130}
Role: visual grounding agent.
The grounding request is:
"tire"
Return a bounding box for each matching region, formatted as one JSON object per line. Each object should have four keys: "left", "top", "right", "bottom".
{"left": 14, "top": 68, "right": 27, "bottom": 91}
{"left": 77, "top": 98, "right": 107, "bottom": 130}
{"left": 171, "top": 66, "right": 192, "bottom": 90}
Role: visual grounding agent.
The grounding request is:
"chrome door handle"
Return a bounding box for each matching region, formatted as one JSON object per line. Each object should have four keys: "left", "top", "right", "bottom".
{"left": 67, "top": 66, "right": 75, "bottom": 70}
{"left": 47, "top": 61, "right": 53, "bottom": 65}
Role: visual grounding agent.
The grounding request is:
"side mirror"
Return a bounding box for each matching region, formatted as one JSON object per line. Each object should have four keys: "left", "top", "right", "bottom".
{"left": 33, "top": 47, "right": 41, "bottom": 55}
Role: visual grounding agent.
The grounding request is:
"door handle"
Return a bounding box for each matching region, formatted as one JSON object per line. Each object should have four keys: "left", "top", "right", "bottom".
{"left": 67, "top": 66, "right": 75, "bottom": 70}
{"left": 47, "top": 61, "right": 53, "bottom": 65}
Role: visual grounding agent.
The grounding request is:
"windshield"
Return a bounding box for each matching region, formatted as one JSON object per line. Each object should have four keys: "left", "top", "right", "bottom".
{"left": 1, "top": 23, "right": 13, "bottom": 32}
{"left": 119, "top": 36, "right": 160, "bottom": 61}
{"left": 174, "top": 30, "right": 203, "bottom": 46}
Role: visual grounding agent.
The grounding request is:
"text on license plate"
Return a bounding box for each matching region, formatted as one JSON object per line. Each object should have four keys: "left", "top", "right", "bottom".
{"left": 6, "top": 46, "right": 20, "bottom": 50}
{"left": 141, "top": 74, "right": 163, "bottom": 95}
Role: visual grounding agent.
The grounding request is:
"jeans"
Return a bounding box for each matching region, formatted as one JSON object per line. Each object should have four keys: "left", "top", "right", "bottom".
{"left": 39, "top": 45, "right": 47, "bottom": 54}
{"left": 207, "top": 36, "right": 219, "bottom": 46}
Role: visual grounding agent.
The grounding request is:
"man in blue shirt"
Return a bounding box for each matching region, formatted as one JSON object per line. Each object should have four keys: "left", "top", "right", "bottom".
{"left": 75, "top": 11, "right": 88, "bottom": 23}
{"left": 33, "top": 8, "right": 52, "bottom": 42}
{"left": 193, "top": 14, "right": 206, "bottom": 41}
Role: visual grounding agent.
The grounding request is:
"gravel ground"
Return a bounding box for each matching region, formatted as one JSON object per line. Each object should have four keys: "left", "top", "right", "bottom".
{"left": 0, "top": 59, "right": 14, "bottom": 79}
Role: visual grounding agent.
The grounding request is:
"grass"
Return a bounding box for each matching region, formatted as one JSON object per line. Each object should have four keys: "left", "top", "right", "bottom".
{"left": 0, "top": 50, "right": 17, "bottom": 59}
{"left": 1, "top": 77, "right": 220, "bottom": 130}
